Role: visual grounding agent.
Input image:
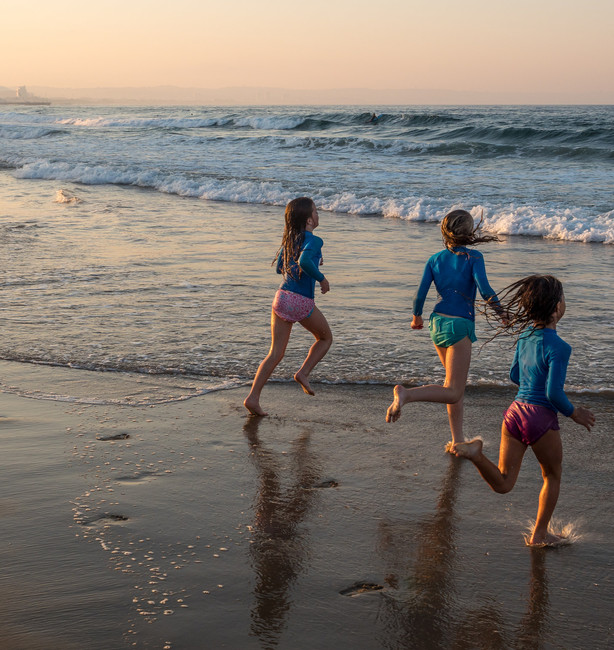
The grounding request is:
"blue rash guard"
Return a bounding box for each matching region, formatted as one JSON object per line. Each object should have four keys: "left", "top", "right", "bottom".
{"left": 412, "top": 247, "right": 499, "bottom": 321}
{"left": 510, "top": 327, "right": 574, "bottom": 417}
{"left": 276, "top": 230, "right": 325, "bottom": 299}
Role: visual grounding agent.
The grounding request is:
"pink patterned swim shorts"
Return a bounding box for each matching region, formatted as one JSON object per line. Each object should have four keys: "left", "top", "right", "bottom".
{"left": 272, "top": 289, "right": 315, "bottom": 323}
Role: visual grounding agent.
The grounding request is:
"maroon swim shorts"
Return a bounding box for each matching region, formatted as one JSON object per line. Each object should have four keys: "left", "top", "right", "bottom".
{"left": 503, "top": 400, "right": 560, "bottom": 446}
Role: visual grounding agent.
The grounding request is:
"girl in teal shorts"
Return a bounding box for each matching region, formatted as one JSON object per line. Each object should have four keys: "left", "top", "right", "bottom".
{"left": 386, "top": 209, "right": 501, "bottom": 449}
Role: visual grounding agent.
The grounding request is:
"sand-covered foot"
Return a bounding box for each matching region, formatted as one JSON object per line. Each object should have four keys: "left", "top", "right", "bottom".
{"left": 386, "top": 385, "right": 406, "bottom": 423}
{"left": 243, "top": 397, "right": 268, "bottom": 417}
{"left": 445, "top": 440, "right": 461, "bottom": 454}
{"left": 527, "top": 532, "right": 569, "bottom": 547}
{"left": 452, "top": 438, "right": 482, "bottom": 460}
{"left": 294, "top": 372, "right": 315, "bottom": 396}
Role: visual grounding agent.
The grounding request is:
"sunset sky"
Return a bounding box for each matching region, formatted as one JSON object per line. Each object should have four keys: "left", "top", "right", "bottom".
{"left": 3, "top": 0, "right": 613, "bottom": 100}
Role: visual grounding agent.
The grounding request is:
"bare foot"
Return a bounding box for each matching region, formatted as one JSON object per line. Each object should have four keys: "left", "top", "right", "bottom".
{"left": 452, "top": 438, "right": 483, "bottom": 460}
{"left": 527, "top": 532, "right": 568, "bottom": 547}
{"left": 386, "top": 385, "right": 406, "bottom": 423}
{"left": 444, "top": 441, "right": 462, "bottom": 454}
{"left": 243, "top": 396, "right": 268, "bottom": 417}
{"left": 294, "top": 372, "right": 315, "bottom": 396}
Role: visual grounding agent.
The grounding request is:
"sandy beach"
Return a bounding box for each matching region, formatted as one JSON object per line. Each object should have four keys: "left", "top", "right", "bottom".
{"left": 1, "top": 362, "right": 612, "bottom": 649}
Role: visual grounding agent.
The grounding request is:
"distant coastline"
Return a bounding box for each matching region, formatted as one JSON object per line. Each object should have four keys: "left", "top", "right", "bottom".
{"left": 0, "top": 100, "right": 51, "bottom": 106}
{"left": 2, "top": 84, "right": 613, "bottom": 106}
{"left": 0, "top": 86, "right": 51, "bottom": 106}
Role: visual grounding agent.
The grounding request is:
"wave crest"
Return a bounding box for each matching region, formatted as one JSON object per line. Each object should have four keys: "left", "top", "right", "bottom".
{"left": 12, "top": 159, "right": 614, "bottom": 243}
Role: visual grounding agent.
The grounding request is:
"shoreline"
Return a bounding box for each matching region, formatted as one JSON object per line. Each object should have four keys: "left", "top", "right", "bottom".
{"left": 1, "top": 365, "right": 612, "bottom": 648}
{"left": 0, "top": 359, "right": 611, "bottom": 408}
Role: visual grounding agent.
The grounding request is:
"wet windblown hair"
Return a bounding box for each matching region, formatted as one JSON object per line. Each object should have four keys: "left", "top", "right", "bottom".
{"left": 489, "top": 274, "right": 564, "bottom": 337}
{"left": 441, "top": 209, "right": 499, "bottom": 253}
{"left": 274, "top": 197, "right": 315, "bottom": 279}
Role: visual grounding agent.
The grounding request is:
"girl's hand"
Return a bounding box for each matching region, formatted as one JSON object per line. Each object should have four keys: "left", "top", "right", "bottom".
{"left": 320, "top": 278, "right": 330, "bottom": 294}
{"left": 571, "top": 406, "right": 596, "bottom": 431}
{"left": 411, "top": 315, "right": 423, "bottom": 330}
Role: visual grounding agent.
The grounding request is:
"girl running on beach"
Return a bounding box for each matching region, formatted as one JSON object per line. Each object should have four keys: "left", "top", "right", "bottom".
{"left": 453, "top": 275, "right": 595, "bottom": 546}
{"left": 386, "top": 209, "right": 501, "bottom": 447}
{"left": 244, "top": 197, "right": 332, "bottom": 416}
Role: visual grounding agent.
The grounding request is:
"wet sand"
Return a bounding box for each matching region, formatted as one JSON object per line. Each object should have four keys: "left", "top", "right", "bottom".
{"left": 1, "top": 367, "right": 613, "bottom": 649}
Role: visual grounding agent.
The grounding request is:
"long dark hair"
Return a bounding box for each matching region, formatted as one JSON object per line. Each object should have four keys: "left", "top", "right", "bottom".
{"left": 273, "top": 197, "right": 314, "bottom": 279}
{"left": 441, "top": 209, "right": 499, "bottom": 253}
{"left": 487, "top": 274, "right": 564, "bottom": 338}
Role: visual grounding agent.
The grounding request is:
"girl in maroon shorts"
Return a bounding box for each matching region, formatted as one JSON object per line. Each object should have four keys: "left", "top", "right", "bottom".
{"left": 453, "top": 275, "right": 595, "bottom": 546}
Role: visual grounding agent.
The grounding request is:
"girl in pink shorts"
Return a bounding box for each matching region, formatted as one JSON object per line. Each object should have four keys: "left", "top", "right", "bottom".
{"left": 453, "top": 275, "right": 595, "bottom": 546}
{"left": 244, "top": 198, "right": 332, "bottom": 416}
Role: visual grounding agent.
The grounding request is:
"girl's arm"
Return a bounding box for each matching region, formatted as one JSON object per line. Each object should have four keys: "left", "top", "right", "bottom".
{"left": 544, "top": 343, "right": 574, "bottom": 417}
{"left": 570, "top": 406, "right": 595, "bottom": 431}
{"left": 546, "top": 337, "right": 595, "bottom": 430}
{"left": 472, "top": 255, "right": 503, "bottom": 314}
{"left": 509, "top": 345, "right": 520, "bottom": 385}
{"left": 298, "top": 240, "right": 325, "bottom": 282}
{"left": 412, "top": 262, "right": 434, "bottom": 318}
{"left": 275, "top": 249, "right": 283, "bottom": 274}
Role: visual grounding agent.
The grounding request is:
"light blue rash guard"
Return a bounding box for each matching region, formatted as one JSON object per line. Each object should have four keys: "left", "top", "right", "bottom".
{"left": 510, "top": 327, "right": 574, "bottom": 417}
{"left": 412, "top": 247, "right": 499, "bottom": 321}
{"left": 276, "top": 231, "right": 325, "bottom": 299}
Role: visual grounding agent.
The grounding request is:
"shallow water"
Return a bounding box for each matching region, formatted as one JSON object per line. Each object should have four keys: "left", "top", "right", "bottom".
{"left": 1, "top": 172, "right": 612, "bottom": 403}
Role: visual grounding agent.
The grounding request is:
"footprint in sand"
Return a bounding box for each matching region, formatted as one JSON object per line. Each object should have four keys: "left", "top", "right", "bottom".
{"left": 115, "top": 471, "right": 161, "bottom": 484}
{"left": 81, "top": 513, "right": 129, "bottom": 528}
{"left": 96, "top": 433, "right": 130, "bottom": 441}
{"left": 339, "top": 582, "right": 385, "bottom": 597}
{"left": 306, "top": 479, "right": 339, "bottom": 489}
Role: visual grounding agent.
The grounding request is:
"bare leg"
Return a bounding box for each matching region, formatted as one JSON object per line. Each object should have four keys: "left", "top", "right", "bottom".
{"left": 386, "top": 337, "right": 472, "bottom": 443}
{"left": 454, "top": 423, "right": 527, "bottom": 493}
{"left": 244, "top": 311, "right": 293, "bottom": 416}
{"left": 434, "top": 344, "right": 465, "bottom": 447}
{"left": 529, "top": 429, "right": 563, "bottom": 546}
{"left": 293, "top": 306, "right": 332, "bottom": 395}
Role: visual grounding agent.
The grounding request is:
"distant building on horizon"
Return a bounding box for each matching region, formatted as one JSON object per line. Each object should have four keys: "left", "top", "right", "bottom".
{"left": 0, "top": 85, "right": 51, "bottom": 106}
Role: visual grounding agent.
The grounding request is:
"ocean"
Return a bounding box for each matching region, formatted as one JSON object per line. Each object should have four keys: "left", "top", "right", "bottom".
{"left": 0, "top": 104, "right": 613, "bottom": 404}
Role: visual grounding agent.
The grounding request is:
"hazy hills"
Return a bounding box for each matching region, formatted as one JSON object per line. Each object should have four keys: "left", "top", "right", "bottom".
{"left": 1, "top": 85, "right": 612, "bottom": 105}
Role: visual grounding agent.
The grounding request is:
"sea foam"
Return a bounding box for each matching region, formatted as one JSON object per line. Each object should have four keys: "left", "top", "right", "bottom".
{"left": 13, "top": 158, "right": 614, "bottom": 243}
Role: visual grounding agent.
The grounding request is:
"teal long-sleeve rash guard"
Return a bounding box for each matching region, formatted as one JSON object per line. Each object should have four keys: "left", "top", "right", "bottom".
{"left": 276, "top": 231, "right": 325, "bottom": 299}
{"left": 412, "top": 247, "right": 499, "bottom": 321}
{"left": 510, "top": 327, "right": 575, "bottom": 417}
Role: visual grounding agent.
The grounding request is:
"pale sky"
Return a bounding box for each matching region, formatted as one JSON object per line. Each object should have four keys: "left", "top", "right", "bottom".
{"left": 3, "top": 0, "right": 613, "bottom": 99}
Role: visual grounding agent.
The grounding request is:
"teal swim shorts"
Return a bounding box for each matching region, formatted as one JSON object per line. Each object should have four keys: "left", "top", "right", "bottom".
{"left": 429, "top": 313, "right": 477, "bottom": 347}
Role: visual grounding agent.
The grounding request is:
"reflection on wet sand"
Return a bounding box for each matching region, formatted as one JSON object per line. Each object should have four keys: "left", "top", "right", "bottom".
{"left": 377, "top": 455, "right": 462, "bottom": 647}
{"left": 515, "top": 549, "right": 550, "bottom": 649}
{"left": 452, "top": 546, "right": 552, "bottom": 649}
{"left": 376, "top": 457, "right": 554, "bottom": 648}
{"left": 243, "top": 418, "right": 322, "bottom": 648}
